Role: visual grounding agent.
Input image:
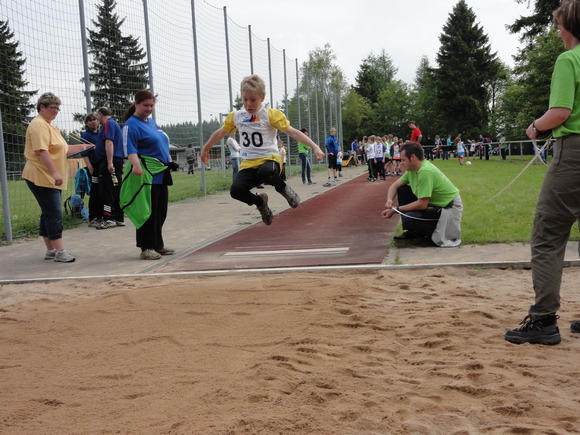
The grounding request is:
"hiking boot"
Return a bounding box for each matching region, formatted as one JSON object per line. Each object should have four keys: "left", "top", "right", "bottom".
{"left": 281, "top": 185, "right": 300, "bottom": 208}
{"left": 571, "top": 321, "right": 580, "bottom": 333}
{"left": 257, "top": 193, "right": 273, "bottom": 225}
{"left": 44, "top": 249, "right": 56, "bottom": 260}
{"left": 140, "top": 249, "right": 162, "bottom": 260}
{"left": 54, "top": 249, "right": 75, "bottom": 263}
{"left": 155, "top": 247, "right": 175, "bottom": 256}
{"left": 96, "top": 219, "right": 116, "bottom": 230}
{"left": 504, "top": 314, "right": 561, "bottom": 345}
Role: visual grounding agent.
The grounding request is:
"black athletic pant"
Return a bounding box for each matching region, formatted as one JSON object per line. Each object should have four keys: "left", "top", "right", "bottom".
{"left": 397, "top": 185, "right": 441, "bottom": 237}
{"left": 99, "top": 157, "right": 124, "bottom": 222}
{"left": 88, "top": 167, "right": 102, "bottom": 221}
{"left": 230, "top": 160, "right": 286, "bottom": 206}
{"left": 136, "top": 184, "right": 168, "bottom": 250}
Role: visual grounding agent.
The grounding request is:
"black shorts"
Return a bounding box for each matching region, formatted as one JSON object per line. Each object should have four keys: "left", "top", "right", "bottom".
{"left": 327, "top": 154, "right": 337, "bottom": 169}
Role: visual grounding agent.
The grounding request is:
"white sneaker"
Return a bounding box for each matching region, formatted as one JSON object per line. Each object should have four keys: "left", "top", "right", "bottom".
{"left": 44, "top": 249, "right": 56, "bottom": 260}
{"left": 140, "top": 249, "right": 162, "bottom": 260}
{"left": 54, "top": 249, "right": 75, "bottom": 263}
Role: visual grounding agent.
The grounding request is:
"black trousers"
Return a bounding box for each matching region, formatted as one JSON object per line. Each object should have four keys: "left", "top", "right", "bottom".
{"left": 99, "top": 156, "right": 124, "bottom": 222}
{"left": 230, "top": 160, "right": 286, "bottom": 206}
{"left": 397, "top": 185, "right": 441, "bottom": 237}
{"left": 136, "top": 184, "right": 168, "bottom": 250}
{"left": 88, "top": 167, "right": 102, "bottom": 221}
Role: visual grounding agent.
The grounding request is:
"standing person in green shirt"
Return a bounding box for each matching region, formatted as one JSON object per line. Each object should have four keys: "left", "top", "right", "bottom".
{"left": 498, "top": 133, "right": 508, "bottom": 160}
{"left": 505, "top": 0, "right": 580, "bottom": 346}
{"left": 381, "top": 141, "right": 463, "bottom": 247}
{"left": 298, "top": 127, "right": 315, "bottom": 185}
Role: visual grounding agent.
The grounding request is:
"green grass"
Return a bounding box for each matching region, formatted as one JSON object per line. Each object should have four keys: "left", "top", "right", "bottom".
{"left": 2, "top": 158, "right": 575, "bottom": 244}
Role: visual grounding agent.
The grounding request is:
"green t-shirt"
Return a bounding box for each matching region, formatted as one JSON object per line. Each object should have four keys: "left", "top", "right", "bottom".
{"left": 298, "top": 142, "right": 310, "bottom": 154}
{"left": 499, "top": 136, "right": 507, "bottom": 150}
{"left": 400, "top": 160, "right": 459, "bottom": 207}
{"left": 549, "top": 45, "right": 580, "bottom": 137}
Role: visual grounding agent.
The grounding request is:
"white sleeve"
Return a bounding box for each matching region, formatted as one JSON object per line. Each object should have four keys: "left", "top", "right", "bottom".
{"left": 227, "top": 137, "right": 241, "bottom": 152}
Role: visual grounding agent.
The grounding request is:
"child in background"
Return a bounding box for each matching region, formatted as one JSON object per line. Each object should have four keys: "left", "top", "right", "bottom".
{"left": 277, "top": 137, "right": 287, "bottom": 180}
{"left": 202, "top": 75, "right": 324, "bottom": 225}
{"left": 336, "top": 149, "right": 343, "bottom": 177}
{"left": 391, "top": 138, "right": 401, "bottom": 175}
{"left": 457, "top": 136, "right": 466, "bottom": 165}
{"left": 375, "top": 136, "right": 386, "bottom": 180}
{"left": 366, "top": 135, "right": 376, "bottom": 182}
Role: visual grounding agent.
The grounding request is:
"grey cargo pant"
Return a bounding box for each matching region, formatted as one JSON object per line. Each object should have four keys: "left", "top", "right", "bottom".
{"left": 530, "top": 135, "right": 580, "bottom": 316}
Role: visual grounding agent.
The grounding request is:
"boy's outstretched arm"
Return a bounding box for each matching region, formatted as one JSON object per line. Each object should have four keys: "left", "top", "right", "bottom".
{"left": 201, "top": 128, "right": 228, "bottom": 164}
{"left": 285, "top": 126, "right": 324, "bottom": 161}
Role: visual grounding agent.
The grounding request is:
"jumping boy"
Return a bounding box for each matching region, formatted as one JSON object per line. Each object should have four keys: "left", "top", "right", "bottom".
{"left": 201, "top": 75, "right": 324, "bottom": 225}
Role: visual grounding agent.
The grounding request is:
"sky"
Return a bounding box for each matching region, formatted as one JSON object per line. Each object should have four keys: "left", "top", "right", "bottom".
{"left": 216, "top": 0, "right": 533, "bottom": 86}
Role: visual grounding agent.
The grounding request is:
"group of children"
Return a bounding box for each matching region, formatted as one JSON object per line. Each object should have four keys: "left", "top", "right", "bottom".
{"left": 360, "top": 134, "right": 404, "bottom": 182}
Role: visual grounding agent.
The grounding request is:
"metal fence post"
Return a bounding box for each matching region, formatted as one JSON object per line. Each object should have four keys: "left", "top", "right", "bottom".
{"left": 142, "top": 0, "right": 156, "bottom": 121}
{"left": 295, "top": 59, "right": 301, "bottom": 130}
{"left": 223, "top": 7, "right": 233, "bottom": 111}
{"left": 0, "top": 108, "right": 13, "bottom": 242}
{"left": 78, "top": 0, "right": 92, "bottom": 114}
{"left": 267, "top": 38, "right": 273, "bottom": 109}
{"left": 191, "top": 0, "right": 206, "bottom": 195}
{"left": 338, "top": 93, "right": 343, "bottom": 150}
{"left": 283, "top": 49, "right": 290, "bottom": 174}
{"left": 248, "top": 25, "right": 253, "bottom": 74}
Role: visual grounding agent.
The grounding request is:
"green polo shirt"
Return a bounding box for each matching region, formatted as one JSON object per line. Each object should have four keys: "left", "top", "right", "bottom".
{"left": 400, "top": 160, "right": 459, "bottom": 207}
{"left": 298, "top": 142, "right": 310, "bottom": 154}
{"left": 549, "top": 45, "right": 580, "bottom": 137}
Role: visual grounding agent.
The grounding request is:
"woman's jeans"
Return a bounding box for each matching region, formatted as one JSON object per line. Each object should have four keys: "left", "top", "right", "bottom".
{"left": 299, "top": 153, "right": 311, "bottom": 183}
{"left": 26, "top": 180, "right": 63, "bottom": 240}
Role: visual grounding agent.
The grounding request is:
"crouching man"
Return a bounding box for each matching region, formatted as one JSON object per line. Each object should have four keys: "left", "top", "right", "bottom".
{"left": 381, "top": 141, "right": 463, "bottom": 247}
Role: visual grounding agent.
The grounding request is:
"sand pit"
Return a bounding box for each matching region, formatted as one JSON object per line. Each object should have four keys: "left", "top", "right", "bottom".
{"left": 1, "top": 267, "right": 580, "bottom": 433}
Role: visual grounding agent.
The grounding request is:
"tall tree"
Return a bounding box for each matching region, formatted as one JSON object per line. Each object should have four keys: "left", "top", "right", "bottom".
{"left": 0, "top": 20, "right": 36, "bottom": 171}
{"left": 508, "top": 0, "right": 560, "bottom": 44}
{"left": 86, "top": 0, "right": 148, "bottom": 121}
{"left": 409, "top": 56, "right": 440, "bottom": 138}
{"left": 434, "top": 0, "right": 500, "bottom": 137}
{"left": 354, "top": 50, "right": 397, "bottom": 104}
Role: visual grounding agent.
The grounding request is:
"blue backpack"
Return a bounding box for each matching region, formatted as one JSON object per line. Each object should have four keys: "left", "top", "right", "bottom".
{"left": 75, "top": 167, "right": 91, "bottom": 198}
{"left": 64, "top": 194, "right": 89, "bottom": 220}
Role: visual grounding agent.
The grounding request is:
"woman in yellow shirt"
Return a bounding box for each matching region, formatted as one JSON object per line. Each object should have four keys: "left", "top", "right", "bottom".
{"left": 22, "top": 92, "right": 93, "bottom": 262}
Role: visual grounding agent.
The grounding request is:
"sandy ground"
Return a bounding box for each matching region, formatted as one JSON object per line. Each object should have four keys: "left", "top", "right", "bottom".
{"left": 1, "top": 267, "right": 580, "bottom": 434}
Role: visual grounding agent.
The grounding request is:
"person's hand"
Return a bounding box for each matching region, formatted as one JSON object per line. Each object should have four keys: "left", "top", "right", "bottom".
{"left": 108, "top": 162, "right": 114, "bottom": 173}
{"left": 52, "top": 171, "right": 63, "bottom": 186}
{"left": 381, "top": 207, "right": 395, "bottom": 219}
{"left": 526, "top": 121, "right": 538, "bottom": 140}
{"left": 385, "top": 198, "right": 394, "bottom": 209}
{"left": 132, "top": 163, "right": 143, "bottom": 176}
{"left": 201, "top": 147, "right": 210, "bottom": 165}
{"left": 314, "top": 147, "right": 324, "bottom": 161}
{"left": 167, "top": 161, "right": 179, "bottom": 171}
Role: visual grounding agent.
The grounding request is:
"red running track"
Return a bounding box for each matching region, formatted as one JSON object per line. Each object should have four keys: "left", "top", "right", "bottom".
{"left": 160, "top": 174, "right": 400, "bottom": 272}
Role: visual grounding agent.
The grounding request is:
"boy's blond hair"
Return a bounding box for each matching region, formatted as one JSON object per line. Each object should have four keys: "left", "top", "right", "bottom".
{"left": 368, "top": 135, "right": 376, "bottom": 142}
{"left": 240, "top": 74, "right": 266, "bottom": 97}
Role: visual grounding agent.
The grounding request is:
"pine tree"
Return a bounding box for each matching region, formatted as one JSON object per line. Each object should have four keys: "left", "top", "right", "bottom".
{"left": 354, "top": 50, "right": 397, "bottom": 104}
{"left": 434, "top": 0, "right": 500, "bottom": 137}
{"left": 86, "top": 0, "right": 148, "bottom": 121}
{"left": 0, "top": 20, "right": 36, "bottom": 172}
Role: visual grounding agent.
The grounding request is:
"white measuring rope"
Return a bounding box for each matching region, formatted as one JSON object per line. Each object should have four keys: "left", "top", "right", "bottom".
{"left": 487, "top": 138, "right": 552, "bottom": 202}
{"left": 391, "top": 206, "right": 440, "bottom": 221}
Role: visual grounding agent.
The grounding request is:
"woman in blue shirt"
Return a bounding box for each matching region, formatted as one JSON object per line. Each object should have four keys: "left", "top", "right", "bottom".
{"left": 122, "top": 90, "right": 174, "bottom": 260}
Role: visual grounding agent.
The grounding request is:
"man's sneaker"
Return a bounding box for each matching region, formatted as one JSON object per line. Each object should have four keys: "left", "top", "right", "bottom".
{"left": 281, "top": 185, "right": 300, "bottom": 208}
{"left": 54, "top": 249, "right": 75, "bottom": 263}
{"left": 88, "top": 218, "right": 101, "bottom": 228}
{"left": 256, "top": 184, "right": 265, "bottom": 189}
{"left": 571, "top": 321, "right": 580, "bottom": 333}
{"left": 140, "top": 249, "right": 162, "bottom": 260}
{"left": 504, "top": 314, "right": 561, "bottom": 345}
{"left": 44, "top": 249, "right": 56, "bottom": 260}
{"left": 257, "top": 193, "right": 273, "bottom": 225}
{"left": 115, "top": 221, "right": 126, "bottom": 227}
{"left": 394, "top": 231, "right": 422, "bottom": 241}
{"left": 96, "top": 220, "right": 116, "bottom": 230}
{"left": 308, "top": 181, "right": 316, "bottom": 185}
{"left": 155, "top": 247, "right": 175, "bottom": 256}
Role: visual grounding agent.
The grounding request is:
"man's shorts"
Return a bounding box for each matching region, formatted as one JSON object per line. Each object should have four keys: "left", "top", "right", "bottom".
{"left": 328, "top": 154, "right": 337, "bottom": 169}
